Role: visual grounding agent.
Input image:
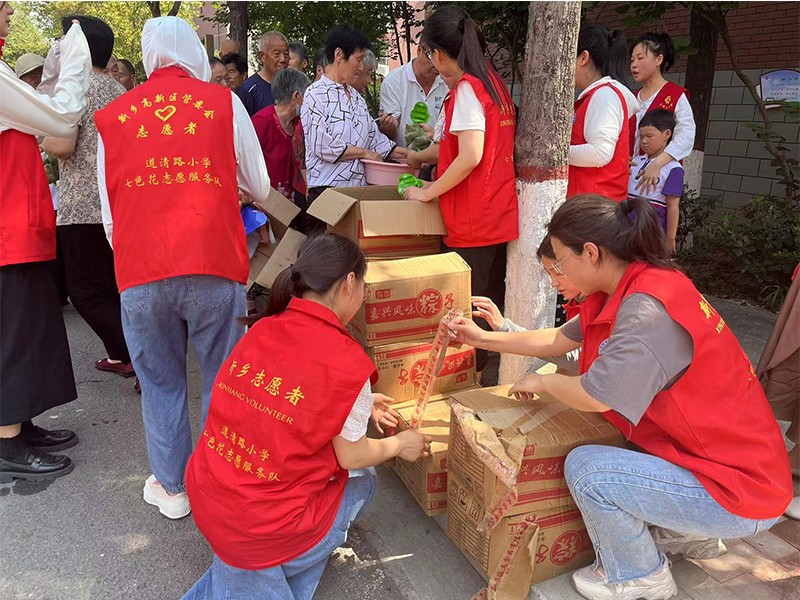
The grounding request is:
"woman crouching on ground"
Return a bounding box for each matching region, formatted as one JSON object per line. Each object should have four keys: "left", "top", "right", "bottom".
{"left": 449, "top": 195, "right": 792, "bottom": 600}
{"left": 183, "top": 233, "right": 430, "bottom": 600}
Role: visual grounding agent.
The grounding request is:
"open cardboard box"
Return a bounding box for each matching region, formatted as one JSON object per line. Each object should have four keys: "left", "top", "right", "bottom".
{"left": 252, "top": 186, "right": 302, "bottom": 238}
{"left": 448, "top": 385, "right": 625, "bottom": 516}
{"left": 247, "top": 228, "right": 307, "bottom": 290}
{"left": 307, "top": 186, "right": 445, "bottom": 258}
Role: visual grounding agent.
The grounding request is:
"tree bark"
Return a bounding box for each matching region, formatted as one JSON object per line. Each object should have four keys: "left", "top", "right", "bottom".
{"left": 682, "top": 7, "right": 718, "bottom": 195}
{"left": 227, "top": 1, "right": 249, "bottom": 57}
{"left": 500, "top": 0, "right": 581, "bottom": 383}
{"left": 147, "top": 1, "right": 161, "bottom": 18}
{"left": 167, "top": 1, "right": 182, "bottom": 17}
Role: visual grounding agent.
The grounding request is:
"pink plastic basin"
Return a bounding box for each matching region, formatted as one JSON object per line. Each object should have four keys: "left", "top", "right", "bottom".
{"left": 362, "top": 159, "right": 421, "bottom": 186}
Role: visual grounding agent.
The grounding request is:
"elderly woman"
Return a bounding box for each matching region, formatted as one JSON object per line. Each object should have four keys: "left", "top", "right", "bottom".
{"left": 302, "top": 26, "right": 406, "bottom": 202}
{"left": 253, "top": 67, "right": 310, "bottom": 204}
{"left": 0, "top": 3, "right": 91, "bottom": 483}
{"left": 350, "top": 48, "right": 377, "bottom": 96}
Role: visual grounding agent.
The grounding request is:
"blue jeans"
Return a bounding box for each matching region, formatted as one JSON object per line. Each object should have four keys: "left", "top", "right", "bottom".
{"left": 565, "top": 445, "right": 780, "bottom": 583}
{"left": 121, "top": 275, "right": 246, "bottom": 494}
{"left": 182, "top": 468, "right": 377, "bottom": 600}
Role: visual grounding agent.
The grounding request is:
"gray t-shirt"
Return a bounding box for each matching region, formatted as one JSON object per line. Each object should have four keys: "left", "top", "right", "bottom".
{"left": 561, "top": 293, "right": 693, "bottom": 425}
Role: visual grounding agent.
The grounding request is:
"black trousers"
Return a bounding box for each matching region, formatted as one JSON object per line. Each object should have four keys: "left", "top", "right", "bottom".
{"left": 57, "top": 224, "right": 130, "bottom": 363}
{"left": 442, "top": 242, "right": 508, "bottom": 372}
{"left": 0, "top": 261, "right": 77, "bottom": 425}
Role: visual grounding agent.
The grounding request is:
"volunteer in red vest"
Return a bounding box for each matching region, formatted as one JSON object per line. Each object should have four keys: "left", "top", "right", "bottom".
{"left": 0, "top": 6, "right": 91, "bottom": 483}
{"left": 183, "top": 233, "right": 429, "bottom": 600}
{"left": 449, "top": 195, "right": 792, "bottom": 600}
{"left": 630, "top": 32, "right": 696, "bottom": 195}
{"left": 95, "top": 16, "right": 270, "bottom": 520}
{"left": 568, "top": 25, "right": 640, "bottom": 201}
{"left": 403, "top": 5, "right": 518, "bottom": 376}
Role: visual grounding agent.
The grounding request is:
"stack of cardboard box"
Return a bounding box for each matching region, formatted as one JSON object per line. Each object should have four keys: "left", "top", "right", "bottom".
{"left": 304, "top": 186, "right": 478, "bottom": 516}
{"left": 445, "top": 385, "right": 626, "bottom": 594}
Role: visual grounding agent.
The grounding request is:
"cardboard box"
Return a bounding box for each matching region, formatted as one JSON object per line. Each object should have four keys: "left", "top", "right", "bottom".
{"left": 351, "top": 252, "right": 471, "bottom": 347}
{"left": 307, "top": 186, "right": 445, "bottom": 258}
{"left": 391, "top": 401, "right": 452, "bottom": 516}
{"left": 447, "top": 472, "right": 594, "bottom": 593}
{"left": 368, "top": 340, "right": 476, "bottom": 403}
{"left": 448, "top": 385, "right": 625, "bottom": 517}
{"left": 252, "top": 187, "right": 302, "bottom": 227}
{"left": 247, "top": 228, "right": 307, "bottom": 290}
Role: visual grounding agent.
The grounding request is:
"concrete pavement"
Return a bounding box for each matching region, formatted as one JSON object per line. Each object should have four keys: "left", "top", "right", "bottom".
{"left": 1, "top": 294, "right": 794, "bottom": 600}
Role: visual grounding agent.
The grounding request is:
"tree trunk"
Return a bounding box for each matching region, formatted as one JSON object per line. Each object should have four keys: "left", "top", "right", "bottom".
{"left": 682, "top": 7, "right": 718, "bottom": 195}
{"left": 500, "top": 0, "right": 581, "bottom": 383}
{"left": 167, "top": 1, "right": 182, "bottom": 17}
{"left": 147, "top": 1, "right": 161, "bottom": 18}
{"left": 227, "top": 1, "right": 249, "bottom": 57}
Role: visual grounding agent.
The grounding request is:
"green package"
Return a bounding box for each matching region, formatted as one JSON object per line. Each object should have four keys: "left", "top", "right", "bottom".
{"left": 397, "top": 173, "right": 424, "bottom": 196}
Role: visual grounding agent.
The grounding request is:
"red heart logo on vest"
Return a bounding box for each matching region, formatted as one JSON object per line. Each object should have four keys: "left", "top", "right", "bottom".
{"left": 155, "top": 105, "right": 177, "bottom": 122}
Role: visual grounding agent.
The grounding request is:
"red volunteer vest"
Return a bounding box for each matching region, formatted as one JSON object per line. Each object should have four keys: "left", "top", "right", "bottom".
{"left": 579, "top": 263, "right": 792, "bottom": 519}
{"left": 185, "top": 298, "right": 378, "bottom": 570}
{"left": 630, "top": 81, "right": 689, "bottom": 156}
{"left": 567, "top": 83, "right": 631, "bottom": 201}
{"left": 0, "top": 130, "right": 56, "bottom": 266}
{"left": 94, "top": 66, "right": 247, "bottom": 292}
{"left": 438, "top": 72, "right": 519, "bottom": 248}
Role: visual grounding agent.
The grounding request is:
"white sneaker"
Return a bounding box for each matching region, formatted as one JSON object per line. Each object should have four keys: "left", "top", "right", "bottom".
{"left": 651, "top": 526, "right": 727, "bottom": 559}
{"left": 572, "top": 560, "right": 678, "bottom": 600}
{"left": 143, "top": 475, "right": 191, "bottom": 519}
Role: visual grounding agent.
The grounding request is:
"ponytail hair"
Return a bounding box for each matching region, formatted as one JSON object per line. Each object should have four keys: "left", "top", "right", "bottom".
{"left": 247, "top": 233, "right": 367, "bottom": 325}
{"left": 547, "top": 194, "right": 674, "bottom": 270}
{"left": 577, "top": 24, "right": 628, "bottom": 84}
{"left": 421, "top": 5, "right": 507, "bottom": 107}
{"left": 631, "top": 32, "right": 676, "bottom": 73}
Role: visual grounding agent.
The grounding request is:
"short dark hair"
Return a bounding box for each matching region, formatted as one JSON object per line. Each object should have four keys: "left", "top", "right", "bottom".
{"left": 313, "top": 47, "right": 328, "bottom": 72}
{"left": 324, "top": 25, "right": 371, "bottom": 63}
{"left": 62, "top": 15, "right": 114, "bottom": 68}
{"left": 289, "top": 41, "right": 308, "bottom": 63}
{"left": 118, "top": 58, "right": 135, "bottom": 78}
{"left": 639, "top": 109, "right": 676, "bottom": 133}
{"left": 209, "top": 56, "right": 223, "bottom": 68}
{"left": 221, "top": 52, "right": 248, "bottom": 76}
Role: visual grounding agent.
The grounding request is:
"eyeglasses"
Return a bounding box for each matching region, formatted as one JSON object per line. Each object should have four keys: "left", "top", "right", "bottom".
{"left": 551, "top": 252, "right": 577, "bottom": 277}
{"left": 423, "top": 48, "right": 434, "bottom": 61}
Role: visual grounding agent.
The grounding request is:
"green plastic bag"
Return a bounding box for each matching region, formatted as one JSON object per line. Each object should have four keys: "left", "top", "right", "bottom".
{"left": 404, "top": 101, "right": 433, "bottom": 152}
{"left": 397, "top": 173, "right": 424, "bottom": 196}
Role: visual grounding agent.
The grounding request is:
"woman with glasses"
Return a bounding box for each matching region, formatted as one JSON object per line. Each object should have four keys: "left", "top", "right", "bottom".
{"left": 402, "top": 5, "right": 518, "bottom": 380}
{"left": 450, "top": 194, "right": 792, "bottom": 600}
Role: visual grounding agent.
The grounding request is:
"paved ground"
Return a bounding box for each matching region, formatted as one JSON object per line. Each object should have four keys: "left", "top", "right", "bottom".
{"left": 1, "top": 295, "right": 797, "bottom": 600}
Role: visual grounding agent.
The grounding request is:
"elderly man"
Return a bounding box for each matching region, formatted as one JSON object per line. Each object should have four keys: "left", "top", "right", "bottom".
{"left": 238, "top": 31, "right": 288, "bottom": 116}
{"left": 303, "top": 26, "right": 406, "bottom": 204}
{"left": 350, "top": 48, "right": 376, "bottom": 96}
{"left": 115, "top": 58, "right": 136, "bottom": 90}
{"left": 221, "top": 52, "right": 247, "bottom": 91}
{"left": 312, "top": 47, "right": 327, "bottom": 82}
{"left": 378, "top": 44, "right": 447, "bottom": 146}
{"left": 253, "top": 68, "right": 309, "bottom": 206}
{"left": 219, "top": 38, "right": 241, "bottom": 58}
{"left": 209, "top": 56, "right": 227, "bottom": 86}
{"left": 95, "top": 16, "right": 270, "bottom": 520}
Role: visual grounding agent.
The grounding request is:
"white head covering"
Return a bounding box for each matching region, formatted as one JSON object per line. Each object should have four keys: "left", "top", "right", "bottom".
{"left": 141, "top": 16, "right": 210, "bottom": 82}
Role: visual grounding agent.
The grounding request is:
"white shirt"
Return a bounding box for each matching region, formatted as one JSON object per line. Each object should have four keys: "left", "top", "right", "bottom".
{"left": 569, "top": 76, "right": 641, "bottom": 168}
{"left": 633, "top": 85, "right": 696, "bottom": 162}
{"left": 379, "top": 61, "right": 448, "bottom": 146}
{"left": 628, "top": 154, "right": 684, "bottom": 207}
{"left": 302, "top": 75, "right": 396, "bottom": 188}
{"left": 433, "top": 80, "right": 486, "bottom": 142}
{"left": 97, "top": 18, "right": 270, "bottom": 246}
{"left": 0, "top": 23, "right": 91, "bottom": 137}
{"left": 339, "top": 379, "right": 374, "bottom": 442}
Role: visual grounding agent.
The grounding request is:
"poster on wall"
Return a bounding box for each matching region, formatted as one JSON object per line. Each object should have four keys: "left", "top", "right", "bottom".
{"left": 757, "top": 69, "right": 800, "bottom": 109}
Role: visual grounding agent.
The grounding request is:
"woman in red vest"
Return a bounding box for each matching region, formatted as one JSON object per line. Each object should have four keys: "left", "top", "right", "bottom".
{"left": 630, "top": 32, "right": 696, "bottom": 195}
{"left": 568, "top": 25, "right": 640, "bottom": 202}
{"left": 183, "top": 233, "right": 429, "bottom": 600}
{"left": 0, "top": 7, "right": 91, "bottom": 483}
{"left": 403, "top": 5, "right": 519, "bottom": 376}
{"left": 450, "top": 195, "right": 792, "bottom": 600}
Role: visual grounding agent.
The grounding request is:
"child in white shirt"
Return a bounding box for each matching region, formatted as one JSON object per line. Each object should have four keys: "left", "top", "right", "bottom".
{"left": 628, "top": 109, "right": 684, "bottom": 255}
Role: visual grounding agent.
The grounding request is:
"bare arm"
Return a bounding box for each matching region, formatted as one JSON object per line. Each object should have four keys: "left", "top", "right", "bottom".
{"left": 404, "top": 130, "right": 483, "bottom": 202}
{"left": 332, "top": 429, "right": 429, "bottom": 470}
{"left": 41, "top": 134, "right": 77, "bottom": 160}
{"left": 509, "top": 373, "right": 610, "bottom": 413}
{"left": 449, "top": 317, "right": 581, "bottom": 358}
